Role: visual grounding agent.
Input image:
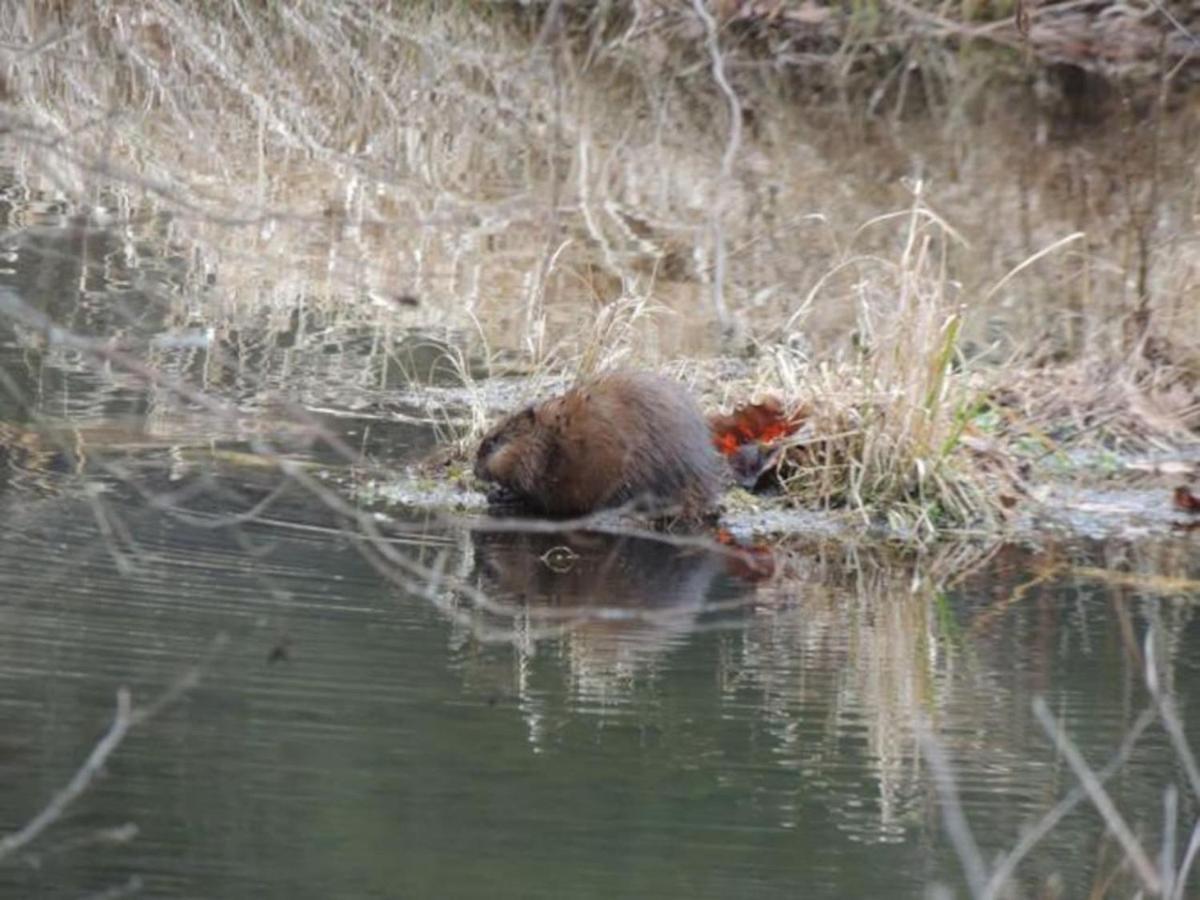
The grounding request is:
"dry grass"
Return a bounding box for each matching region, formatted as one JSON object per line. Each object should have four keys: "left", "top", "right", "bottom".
{"left": 0, "top": 0, "right": 1198, "bottom": 537}
{"left": 710, "top": 187, "right": 1009, "bottom": 536}
{"left": 3, "top": 1, "right": 1197, "bottom": 355}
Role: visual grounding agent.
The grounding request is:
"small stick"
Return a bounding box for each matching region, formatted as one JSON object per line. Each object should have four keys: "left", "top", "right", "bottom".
{"left": 982, "top": 707, "right": 1156, "bottom": 899}
{"left": 0, "top": 690, "right": 133, "bottom": 862}
{"left": 916, "top": 718, "right": 990, "bottom": 897}
{"left": 0, "top": 635, "right": 227, "bottom": 863}
{"left": 1032, "top": 696, "right": 1162, "bottom": 894}
{"left": 690, "top": 0, "right": 741, "bottom": 331}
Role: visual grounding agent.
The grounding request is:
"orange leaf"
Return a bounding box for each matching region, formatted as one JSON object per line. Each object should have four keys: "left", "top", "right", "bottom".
{"left": 1174, "top": 486, "right": 1200, "bottom": 514}
{"left": 709, "top": 397, "right": 803, "bottom": 458}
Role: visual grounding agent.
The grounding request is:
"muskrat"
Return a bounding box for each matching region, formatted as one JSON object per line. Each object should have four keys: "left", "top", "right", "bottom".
{"left": 474, "top": 371, "right": 723, "bottom": 518}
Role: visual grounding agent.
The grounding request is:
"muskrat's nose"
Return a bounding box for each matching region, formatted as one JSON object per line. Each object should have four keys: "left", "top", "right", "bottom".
{"left": 473, "top": 457, "right": 489, "bottom": 482}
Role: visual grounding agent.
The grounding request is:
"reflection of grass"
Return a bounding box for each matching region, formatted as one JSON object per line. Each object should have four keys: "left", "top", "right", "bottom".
{"left": 932, "top": 592, "right": 959, "bottom": 645}
{"left": 751, "top": 538, "right": 1200, "bottom": 897}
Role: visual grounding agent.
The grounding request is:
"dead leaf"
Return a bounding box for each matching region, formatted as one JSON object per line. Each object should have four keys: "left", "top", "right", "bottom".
{"left": 709, "top": 397, "right": 803, "bottom": 457}
{"left": 1173, "top": 485, "right": 1200, "bottom": 514}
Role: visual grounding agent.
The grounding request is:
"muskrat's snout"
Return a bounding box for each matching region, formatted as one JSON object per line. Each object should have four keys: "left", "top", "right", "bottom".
{"left": 474, "top": 407, "right": 536, "bottom": 488}
{"left": 474, "top": 432, "right": 527, "bottom": 509}
{"left": 483, "top": 483, "right": 523, "bottom": 508}
{"left": 473, "top": 459, "right": 488, "bottom": 483}
{"left": 473, "top": 432, "right": 500, "bottom": 482}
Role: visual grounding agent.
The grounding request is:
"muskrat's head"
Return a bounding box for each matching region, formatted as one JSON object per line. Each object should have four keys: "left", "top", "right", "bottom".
{"left": 473, "top": 405, "right": 556, "bottom": 507}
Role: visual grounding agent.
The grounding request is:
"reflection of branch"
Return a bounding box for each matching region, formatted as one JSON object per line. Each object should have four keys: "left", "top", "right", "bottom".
{"left": 1071, "top": 565, "right": 1200, "bottom": 595}
{"left": 970, "top": 557, "right": 1200, "bottom": 638}
{"left": 448, "top": 505, "right": 753, "bottom": 562}
{"left": 0, "top": 287, "right": 372, "bottom": 472}
{"left": 967, "top": 559, "right": 1062, "bottom": 636}
{"left": 84, "top": 484, "right": 140, "bottom": 576}
{"left": 0, "top": 635, "right": 227, "bottom": 864}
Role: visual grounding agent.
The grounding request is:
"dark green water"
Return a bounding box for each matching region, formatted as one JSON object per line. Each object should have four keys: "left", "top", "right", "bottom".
{"left": 0, "top": 481, "right": 1197, "bottom": 899}
{"left": 1, "top": 165, "right": 1199, "bottom": 900}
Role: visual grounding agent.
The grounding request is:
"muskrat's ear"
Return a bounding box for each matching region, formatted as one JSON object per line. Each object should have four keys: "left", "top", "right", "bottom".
{"left": 518, "top": 405, "right": 542, "bottom": 428}
{"left": 533, "top": 400, "right": 559, "bottom": 427}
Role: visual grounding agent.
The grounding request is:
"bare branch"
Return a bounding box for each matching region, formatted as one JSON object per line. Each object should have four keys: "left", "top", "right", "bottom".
{"left": 1032, "top": 696, "right": 1163, "bottom": 895}
{"left": 0, "top": 690, "right": 133, "bottom": 863}
{"left": 0, "top": 636, "right": 227, "bottom": 864}
{"left": 916, "top": 717, "right": 990, "bottom": 897}
{"left": 690, "top": 0, "right": 741, "bottom": 331}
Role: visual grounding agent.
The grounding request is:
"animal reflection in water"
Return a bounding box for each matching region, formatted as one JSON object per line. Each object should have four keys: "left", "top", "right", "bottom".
{"left": 469, "top": 527, "right": 762, "bottom": 672}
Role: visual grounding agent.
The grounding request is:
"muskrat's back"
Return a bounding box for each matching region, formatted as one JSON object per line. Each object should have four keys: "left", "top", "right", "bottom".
{"left": 474, "top": 371, "right": 722, "bottom": 518}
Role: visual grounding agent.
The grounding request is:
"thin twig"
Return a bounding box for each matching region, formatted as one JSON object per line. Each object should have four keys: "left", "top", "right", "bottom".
{"left": 0, "top": 635, "right": 228, "bottom": 863}
{"left": 916, "top": 717, "right": 990, "bottom": 897}
{"left": 0, "top": 690, "right": 133, "bottom": 862}
{"left": 690, "top": 0, "right": 740, "bottom": 331}
{"left": 982, "top": 707, "right": 1157, "bottom": 899}
{"left": 1032, "top": 696, "right": 1163, "bottom": 895}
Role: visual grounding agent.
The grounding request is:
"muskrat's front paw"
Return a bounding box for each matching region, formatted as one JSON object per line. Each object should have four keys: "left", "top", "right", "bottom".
{"left": 483, "top": 484, "right": 525, "bottom": 510}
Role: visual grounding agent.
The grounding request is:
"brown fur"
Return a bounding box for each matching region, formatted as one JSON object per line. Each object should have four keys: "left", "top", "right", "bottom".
{"left": 474, "top": 371, "right": 723, "bottom": 518}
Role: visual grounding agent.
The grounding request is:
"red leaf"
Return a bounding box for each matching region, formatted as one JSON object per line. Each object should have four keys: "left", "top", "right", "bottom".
{"left": 709, "top": 397, "right": 803, "bottom": 457}
{"left": 1174, "top": 486, "right": 1200, "bottom": 514}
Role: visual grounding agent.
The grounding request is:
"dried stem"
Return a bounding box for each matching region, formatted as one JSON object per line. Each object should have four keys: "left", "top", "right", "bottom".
{"left": 1031, "top": 696, "right": 1163, "bottom": 895}
{"left": 0, "top": 635, "right": 227, "bottom": 864}
{"left": 690, "top": 0, "right": 740, "bottom": 332}
{"left": 0, "top": 690, "right": 133, "bottom": 863}
{"left": 916, "top": 717, "right": 990, "bottom": 897}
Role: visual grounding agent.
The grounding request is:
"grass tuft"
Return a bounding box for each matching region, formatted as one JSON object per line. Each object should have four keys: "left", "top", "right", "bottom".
{"left": 756, "top": 188, "right": 1003, "bottom": 536}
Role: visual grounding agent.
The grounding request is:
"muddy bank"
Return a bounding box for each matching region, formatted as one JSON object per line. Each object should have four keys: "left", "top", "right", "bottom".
{"left": 361, "top": 375, "right": 1200, "bottom": 543}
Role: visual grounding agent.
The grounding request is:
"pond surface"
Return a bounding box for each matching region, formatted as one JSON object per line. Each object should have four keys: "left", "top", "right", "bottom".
{"left": 1, "top": 456, "right": 1198, "bottom": 898}
{"left": 2, "top": 149, "right": 1199, "bottom": 900}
